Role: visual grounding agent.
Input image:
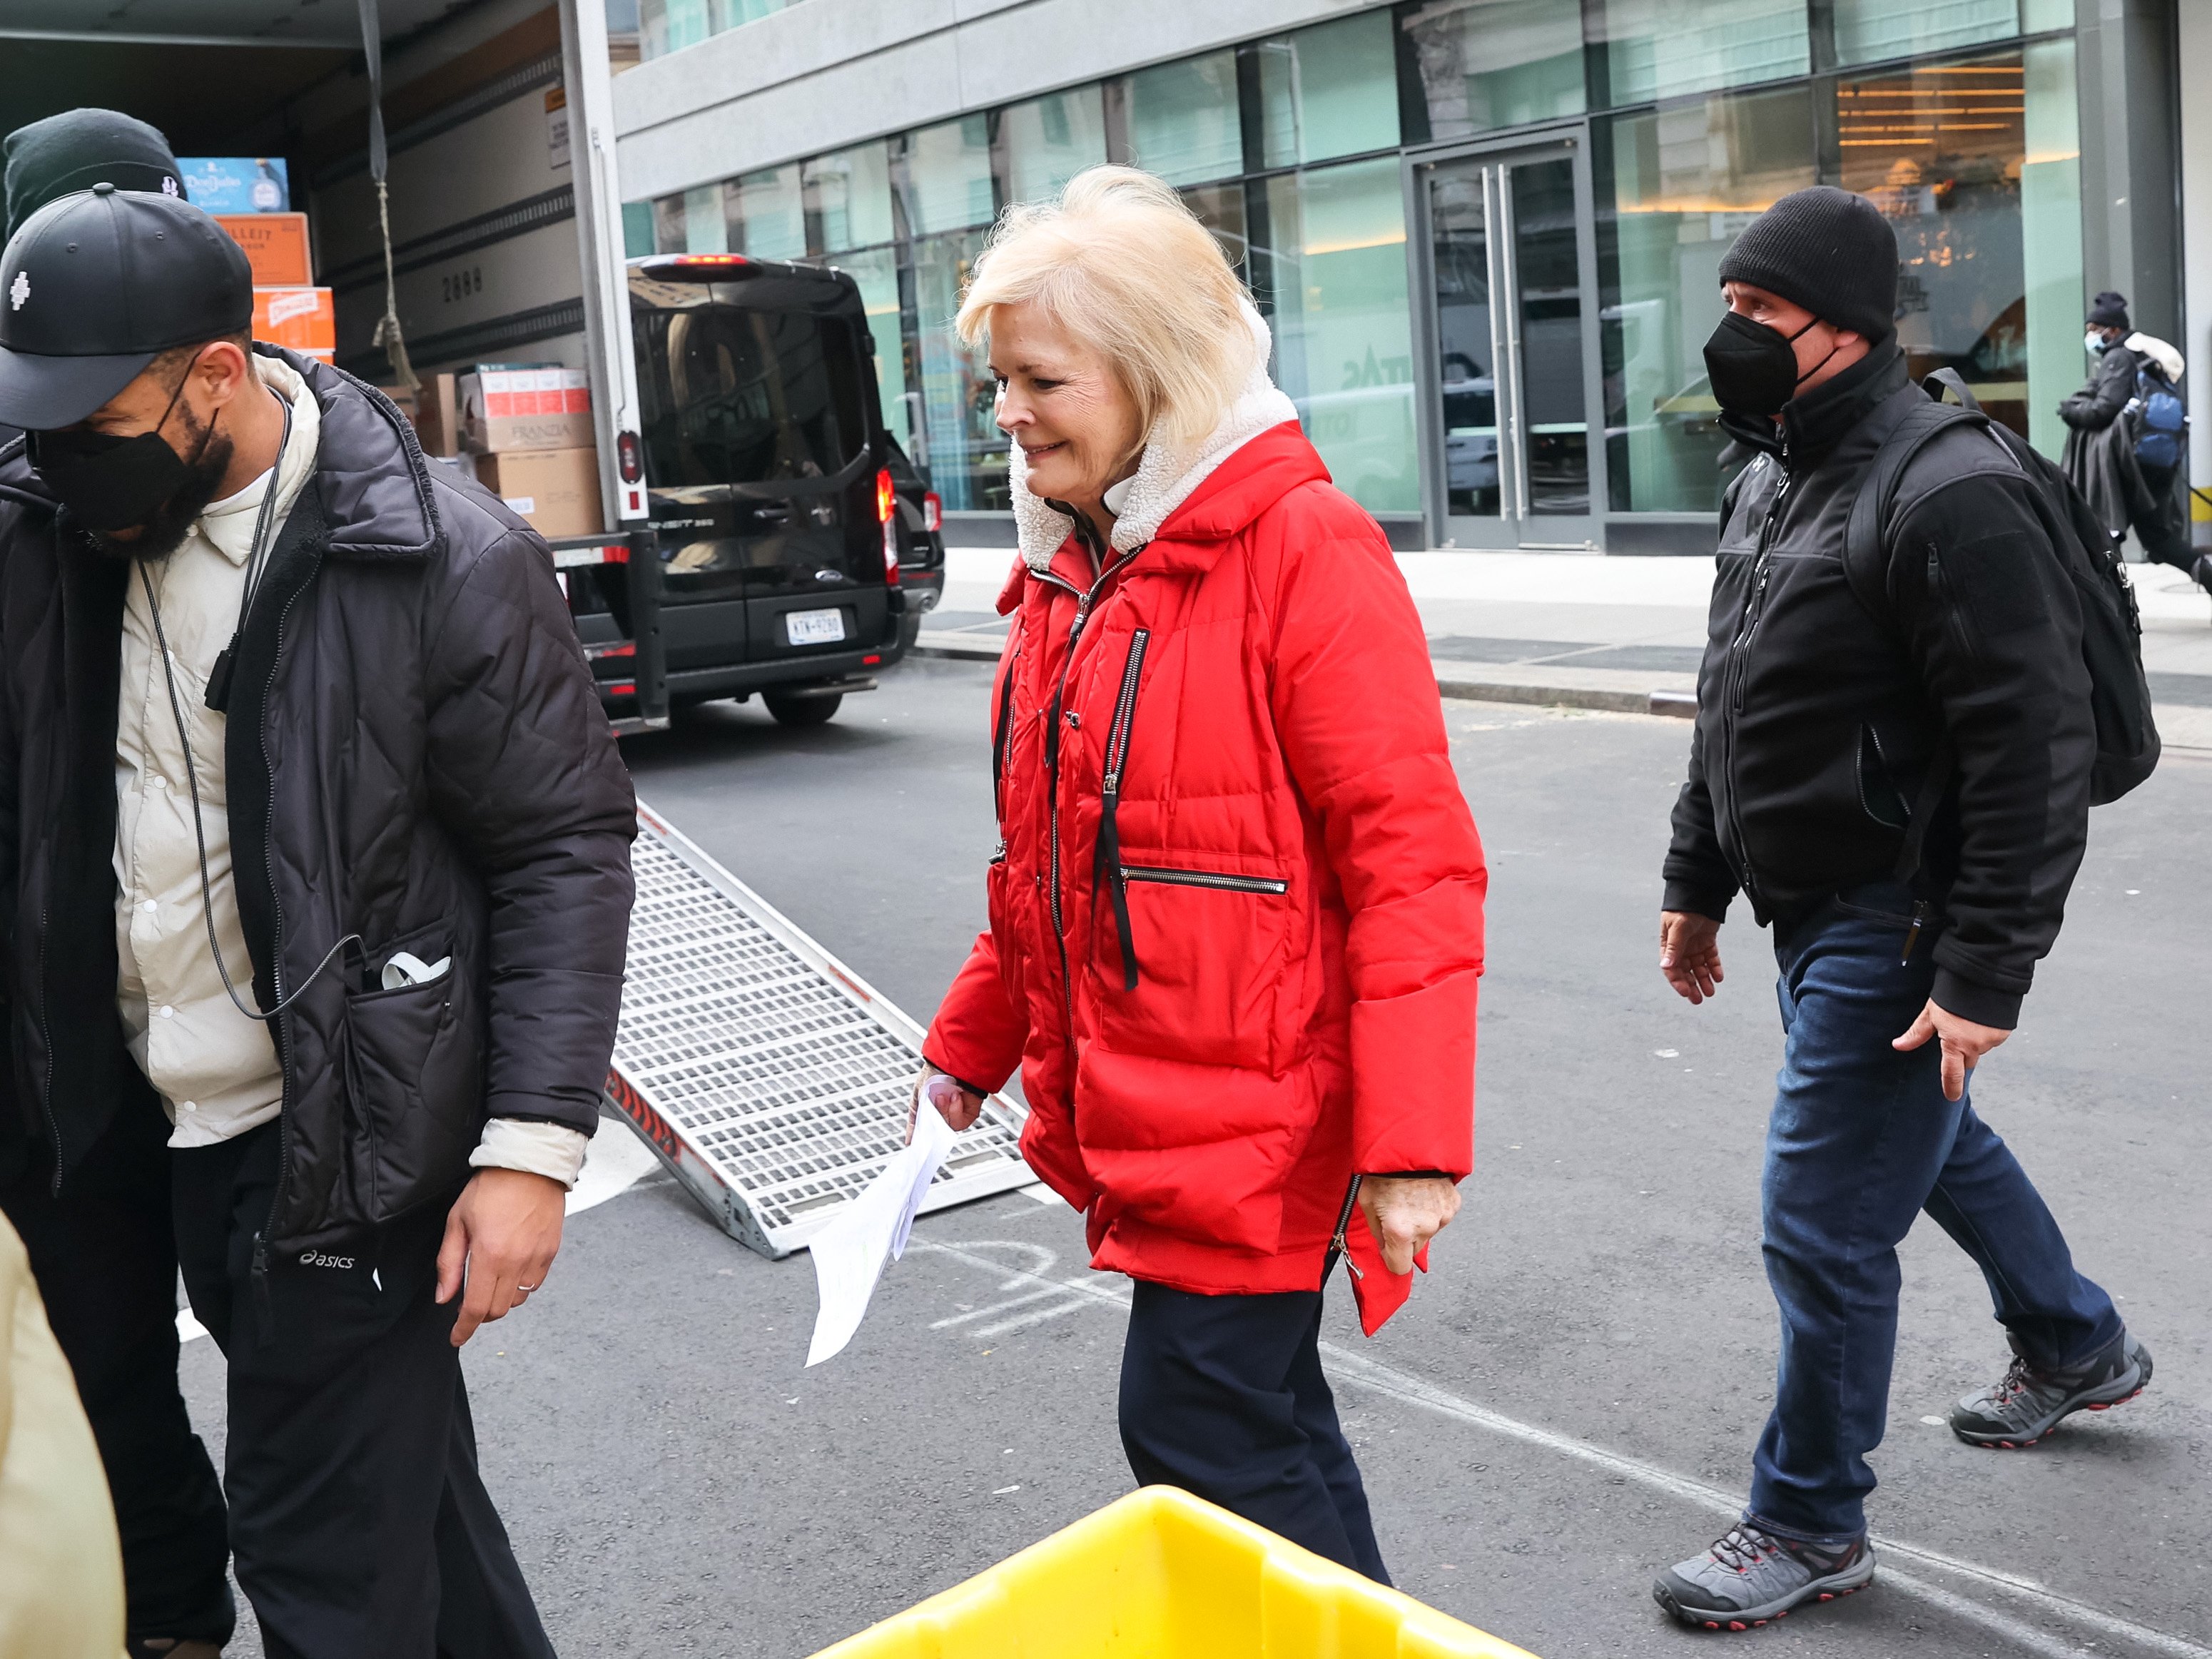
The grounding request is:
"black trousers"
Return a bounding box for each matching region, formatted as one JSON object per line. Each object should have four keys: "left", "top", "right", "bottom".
{"left": 1119, "top": 1279, "right": 1389, "bottom": 1583}
{"left": 0, "top": 1092, "right": 233, "bottom": 1645}
{"left": 2136, "top": 460, "right": 2197, "bottom": 571}
{"left": 173, "top": 1122, "right": 556, "bottom": 1659}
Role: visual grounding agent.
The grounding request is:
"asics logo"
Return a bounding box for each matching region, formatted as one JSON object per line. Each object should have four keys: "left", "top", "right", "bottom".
{"left": 298, "top": 1249, "right": 355, "bottom": 1269}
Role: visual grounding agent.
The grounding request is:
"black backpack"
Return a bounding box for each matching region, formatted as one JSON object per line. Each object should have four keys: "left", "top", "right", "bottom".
{"left": 1842, "top": 369, "right": 2159, "bottom": 814}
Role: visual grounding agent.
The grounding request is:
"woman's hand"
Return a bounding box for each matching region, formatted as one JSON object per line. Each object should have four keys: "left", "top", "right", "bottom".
{"left": 1359, "top": 1175, "right": 1462, "bottom": 1276}
{"left": 907, "top": 1068, "right": 984, "bottom": 1143}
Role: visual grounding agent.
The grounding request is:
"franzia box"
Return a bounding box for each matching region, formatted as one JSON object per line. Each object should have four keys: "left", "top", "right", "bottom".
{"left": 458, "top": 367, "right": 593, "bottom": 452}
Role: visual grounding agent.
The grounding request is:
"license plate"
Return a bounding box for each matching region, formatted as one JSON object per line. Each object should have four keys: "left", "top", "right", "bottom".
{"left": 785, "top": 607, "right": 846, "bottom": 646}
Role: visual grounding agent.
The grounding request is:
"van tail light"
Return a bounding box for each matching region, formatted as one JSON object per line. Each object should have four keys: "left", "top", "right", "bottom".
{"left": 617, "top": 430, "right": 644, "bottom": 484}
{"left": 882, "top": 515, "right": 901, "bottom": 582}
{"left": 923, "top": 490, "right": 942, "bottom": 533}
{"left": 876, "top": 467, "right": 896, "bottom": 525}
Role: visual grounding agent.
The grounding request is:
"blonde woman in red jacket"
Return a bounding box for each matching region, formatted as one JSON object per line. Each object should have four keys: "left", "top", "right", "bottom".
{"left": 918, "top": 167, "right": 1486, "bottom": 1582}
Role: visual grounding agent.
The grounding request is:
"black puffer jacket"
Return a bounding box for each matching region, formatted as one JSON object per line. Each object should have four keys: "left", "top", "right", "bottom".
{"left": 1663, "top": 343, "right": 2094, "bottom": 1029}
{"left": 0, "top": 347, "right": 636, "bottom": 1249}
{"left": 2058, "top": 340, "right": 2145, "bottom": 433}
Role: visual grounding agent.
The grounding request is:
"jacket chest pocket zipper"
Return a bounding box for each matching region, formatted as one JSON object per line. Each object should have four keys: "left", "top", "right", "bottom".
{"left": 1095, "top": 629, "right": 1150, "bottom": 990}
{"left": 1120, "top": 866, "right": 1289, "bottom": 896}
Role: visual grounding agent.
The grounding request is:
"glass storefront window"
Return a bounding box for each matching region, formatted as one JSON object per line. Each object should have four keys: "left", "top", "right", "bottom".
{"left": 1259, "top": 157, "right": 1418, "bottom": 515}
{"left": 913, "top": 230, "right": 1008, "bottom": 511}
{"left": 1832, "top": 49, "right": 2037, "bottom": 440}
{"left": 1254, "top": 11, "right": 1400, "bottom": 168}
{"left": 1831, "top": 0, "right": 2017, "bottom": 67}
{"left": 831, "top": 244, "right": 913, "bottom": 450}
{"left": 1595, "top": 86, "right": 1816, "bottom": 512}
{"left": 804, "top": 143, "right": 894, "bottom": 253}
{"left": 1400, "top": 0, "right": 1585, "bottom": 141}
{"left": 1002, "top": 88, "right": 1109, "bottom": 206}
{"left": 638, "top": 0, "right": 710, "bottom": 61}
{"left": 905, "top": 116, "right": 997, "bottom": 238}
{"left": 1180, "top": 183, "right": 1250, "bottom": 278}
{"left": 726, "top": 164, "right": 805, "bottom": 260}
{"left": 651, "top": 193, "right": 685, "bottom": 255}
{"left": 2020, "top": 37, "right": 2083, "bottom": 460}
{"left": 1588, "top": 0, "right": 1810, "bottom": 105}
{"left": 678, "top": 183, "right": 726, "bottom": 253}
{"left": 1121, "top": 51, "right": 1243, "bottom": 187}
{"left": 624, "top": 201, "right": 655, "bottom": 260}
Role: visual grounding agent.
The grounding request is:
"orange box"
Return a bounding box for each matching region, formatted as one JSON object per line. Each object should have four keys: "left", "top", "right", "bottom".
{"left": 216, "top": 212, "right": 313, "bottom": 285}
{"left": 253, "top": 287, "right": 335, "bottom": 352}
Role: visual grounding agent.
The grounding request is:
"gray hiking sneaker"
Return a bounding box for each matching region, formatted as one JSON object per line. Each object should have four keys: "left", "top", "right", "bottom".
{"left": 1950, "top": 1330, "right": 2151, "bottom": 1448}
{"left": 1653, "top": 1523, "right": 1874, "bottom": 1630}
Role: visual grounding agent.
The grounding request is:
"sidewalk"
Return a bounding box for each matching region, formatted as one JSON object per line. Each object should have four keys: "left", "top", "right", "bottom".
{"left": 916, "top": 547, "right": 2212, "bottom": 744}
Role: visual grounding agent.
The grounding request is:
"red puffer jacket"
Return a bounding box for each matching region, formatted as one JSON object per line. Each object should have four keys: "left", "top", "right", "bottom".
{"left": 923, "top": 422, "right": 1486, "bottom": 1329}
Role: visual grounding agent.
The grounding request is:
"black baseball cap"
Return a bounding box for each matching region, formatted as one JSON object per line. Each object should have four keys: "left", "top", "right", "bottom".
{"left": 0, "top": 183, "right": 251, "bottom": 431}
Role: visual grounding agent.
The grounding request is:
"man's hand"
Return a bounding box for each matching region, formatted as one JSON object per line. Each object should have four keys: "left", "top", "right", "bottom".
{"left": 437, "top": 1167, "right": 567, "bottom": 1348}
{"left": 906, "top": 1068, "right": 983, "bottom": 1142}
{"left": 1893, "top": 999, "right": 2009, "bottom": 1102}
{"left": 1660, "top": 910, "right": 1725, "bottom": 1003}
{"left": 1359, "top": 1176, "right": 1462, "bottom": 1277}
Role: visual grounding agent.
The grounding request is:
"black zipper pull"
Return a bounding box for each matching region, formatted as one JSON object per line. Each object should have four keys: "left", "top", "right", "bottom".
{"left": 1900, "top": 900, "right": 1931, "bottom": 964}
{"left": 251, "top": 1233, "right": 275, "bottom": 1347}
{"left": 1326, "top": 1175, "right": 1364, "bottom": 1284}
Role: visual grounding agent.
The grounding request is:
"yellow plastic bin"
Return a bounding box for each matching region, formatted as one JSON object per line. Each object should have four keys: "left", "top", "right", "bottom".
{"left": 808, "top": 1486, "right": 1542, "bottom": 1658}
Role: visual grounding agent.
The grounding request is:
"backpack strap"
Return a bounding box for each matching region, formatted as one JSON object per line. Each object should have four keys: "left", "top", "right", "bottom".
{"left": 1840, "top": 382, "right": 1989, "bottom": 622}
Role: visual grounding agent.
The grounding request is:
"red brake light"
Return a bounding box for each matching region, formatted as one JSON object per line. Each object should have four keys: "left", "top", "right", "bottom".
{"left": 617, "top": 430, "right": 643, "bottom": 484}
{"left": 671, "top": 254, "right": 749, "bottom": 267}
{"left": 923, "top": 490, "right": 942, "bottom": 534}
{"left": 875, "top": 467, "right": 896, "bottom": 524}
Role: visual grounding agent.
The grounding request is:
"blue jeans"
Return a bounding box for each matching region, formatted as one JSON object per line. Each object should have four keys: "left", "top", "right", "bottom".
{"left": 1745, "top": 884, "right": 2122, "bottom": 1546}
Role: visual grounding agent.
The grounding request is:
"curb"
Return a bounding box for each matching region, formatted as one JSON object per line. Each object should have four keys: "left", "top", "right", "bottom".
{"left": 910, "top": 634, "right": 1702, "bottom": 719}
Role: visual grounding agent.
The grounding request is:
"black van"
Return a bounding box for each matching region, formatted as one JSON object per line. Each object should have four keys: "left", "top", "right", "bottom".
{"left": 567, "top": 253, "right": 918, "bottom": 726}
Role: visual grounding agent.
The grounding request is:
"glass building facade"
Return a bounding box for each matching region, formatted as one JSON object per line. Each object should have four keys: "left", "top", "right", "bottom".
{"left": 630, "top": 0, "right": 2087, "bottom": 547}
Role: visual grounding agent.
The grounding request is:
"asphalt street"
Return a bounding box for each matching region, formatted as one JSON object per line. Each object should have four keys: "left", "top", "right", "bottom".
{"left": 182, "top": 655, "right": 2212, "bottom": 1658}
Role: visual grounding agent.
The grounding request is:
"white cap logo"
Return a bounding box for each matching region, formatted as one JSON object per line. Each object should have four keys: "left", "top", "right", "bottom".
{"left": 162, "top": 175, "right": 179, "bottom": 196}
{"left": 7, "top": 270, "right": 25, "bottom": 311}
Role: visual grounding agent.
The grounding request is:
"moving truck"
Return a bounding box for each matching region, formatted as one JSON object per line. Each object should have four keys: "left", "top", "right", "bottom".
{"left": 13, "top": 0, "right": 945, "bottom": 731}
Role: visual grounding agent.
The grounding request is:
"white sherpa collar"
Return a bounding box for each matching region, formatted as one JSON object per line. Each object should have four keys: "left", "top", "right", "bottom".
{"left": 1010, "top": 303, "right": 1301, "bottom": 573}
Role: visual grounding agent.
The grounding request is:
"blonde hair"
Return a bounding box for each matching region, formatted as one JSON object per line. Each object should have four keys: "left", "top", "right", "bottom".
{"left": 955, "top": 166, "right": 1258, "bottom": 450}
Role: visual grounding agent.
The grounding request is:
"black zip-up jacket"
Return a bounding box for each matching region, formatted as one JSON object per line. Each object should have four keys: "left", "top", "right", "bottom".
{"left": 2057, "top": 342, "right": 2144, "bottom": 433}
{"left": 1662, "top": 343, "right": 2094, "bottom": 1029}
{"left": 0, "top": 347, "right": 636, "bottom": 1249}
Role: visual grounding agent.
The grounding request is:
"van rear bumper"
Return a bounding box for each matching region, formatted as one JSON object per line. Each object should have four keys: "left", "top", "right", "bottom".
{"left": 604, "top": 636, "right": 906, "bottom": 707}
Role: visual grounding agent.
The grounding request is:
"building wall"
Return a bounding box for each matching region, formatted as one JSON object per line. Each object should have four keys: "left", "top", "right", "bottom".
{"left": 2178, "top": 1, "right": 2212, "bottom": 539}
{"left": 612, "top": 0, "right": 1370, "bottom": 203}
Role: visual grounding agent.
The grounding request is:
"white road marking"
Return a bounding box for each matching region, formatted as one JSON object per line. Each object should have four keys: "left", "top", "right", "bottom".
{"left": 928, "top": 1283, "right": 1075, "bottom": 1329}
{"left": 177, "top": 1306, "right": 208, "bottom": 1344}
{"left": 568, "top": 1120, "right": 664, "bottom": 1214}
{"left": 917, "top": 1238, "right": 2207, "bottom": 1659}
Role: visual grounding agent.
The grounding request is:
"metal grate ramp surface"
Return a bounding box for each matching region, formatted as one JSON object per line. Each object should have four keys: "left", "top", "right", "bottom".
{"left": 602, "top": 802, "right": 1033, "bottom": 1257}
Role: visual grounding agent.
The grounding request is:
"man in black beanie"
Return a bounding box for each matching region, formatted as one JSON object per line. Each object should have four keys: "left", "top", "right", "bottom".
{"left": 0, "top": 110, "right": 233, "bottom": 1659}
{"left": 1651, "top": 185, "right": 2146, "bottom": 1630}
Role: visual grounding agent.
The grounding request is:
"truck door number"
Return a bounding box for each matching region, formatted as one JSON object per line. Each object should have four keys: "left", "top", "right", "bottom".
{"left": 441, "top": 266, "right": 484, "bottom": 303}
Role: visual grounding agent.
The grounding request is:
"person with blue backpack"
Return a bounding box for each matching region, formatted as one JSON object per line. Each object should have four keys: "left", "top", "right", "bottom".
{"left": 1650, "top": 187, "right": 2156, "bottom": 1632}
{"left": 2061, "top": 289, "right": 2202, "bottom": 591}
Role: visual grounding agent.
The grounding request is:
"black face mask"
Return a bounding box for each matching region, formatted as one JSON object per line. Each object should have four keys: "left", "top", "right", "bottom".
{"left": 27, "top": 360, "right": 219, "bottom": 539}
{"left": 1702, "top": 309, "right": 1839, "bottom": 418}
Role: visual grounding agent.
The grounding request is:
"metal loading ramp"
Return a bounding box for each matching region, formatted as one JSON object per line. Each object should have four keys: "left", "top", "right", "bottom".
{"left": 603, "top": 803, "right": 1033, "bottom": 1257}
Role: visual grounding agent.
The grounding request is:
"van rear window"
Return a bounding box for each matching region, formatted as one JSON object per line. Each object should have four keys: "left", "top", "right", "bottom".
{"left": 635, "top": 305, "right": 866, "bottom": 488}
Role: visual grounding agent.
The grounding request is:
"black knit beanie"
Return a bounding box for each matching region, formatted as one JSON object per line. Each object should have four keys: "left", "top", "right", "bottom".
{"left": 2087, "top": 290, "right": 2129, "bottom": 330}
{"left": 4, "top": 108, "right": 184, "bottom": 245}
{"left": 1717, "top": 186, "right": 1897, "bottom": 342}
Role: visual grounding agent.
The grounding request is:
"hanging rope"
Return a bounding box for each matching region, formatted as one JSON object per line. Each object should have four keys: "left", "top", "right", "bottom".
{"left": 358, "top": 0, "right": 417, "bottom": 392}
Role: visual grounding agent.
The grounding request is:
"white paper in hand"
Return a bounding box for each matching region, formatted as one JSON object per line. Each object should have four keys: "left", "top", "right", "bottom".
{"left": 805, "top": 1082, "right": 959, "bottom": 1366}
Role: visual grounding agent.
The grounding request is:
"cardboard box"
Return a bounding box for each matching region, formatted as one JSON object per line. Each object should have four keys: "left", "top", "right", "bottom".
{"left": 474, "top": 447, "right": 602, "bottom": 538}
{"left": 410, "top": 372, "right": 462, "bottom": 457}
{"left": 252, "top": 287, "right": 335, "bottom": 353}
{"left": 217, "top": 212, "right": 312, "bottom": 285}
{"left": 459, "top": 367, "right": 593, "bottom": 453}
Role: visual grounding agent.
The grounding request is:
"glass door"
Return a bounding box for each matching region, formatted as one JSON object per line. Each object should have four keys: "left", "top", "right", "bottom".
{"left": 1412, "top": 136, "right": 1603, "bottom": 549}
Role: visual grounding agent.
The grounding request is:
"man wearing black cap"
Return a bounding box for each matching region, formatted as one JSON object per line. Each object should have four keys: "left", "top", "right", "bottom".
{"left": 0, "top": 109, "right": 235, "bottom": 1659}
{"left": 1650, "top": 186, "right": 2146, "bottom": 1630}
{"left": 0, "top": 183, "right": 634, "bottom": 1653}
{"left": 2061, "top": 289, "right": 2201, "bottom": 588}
{"left": 0, "top": 109, "right": 189, "bottom": 451}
